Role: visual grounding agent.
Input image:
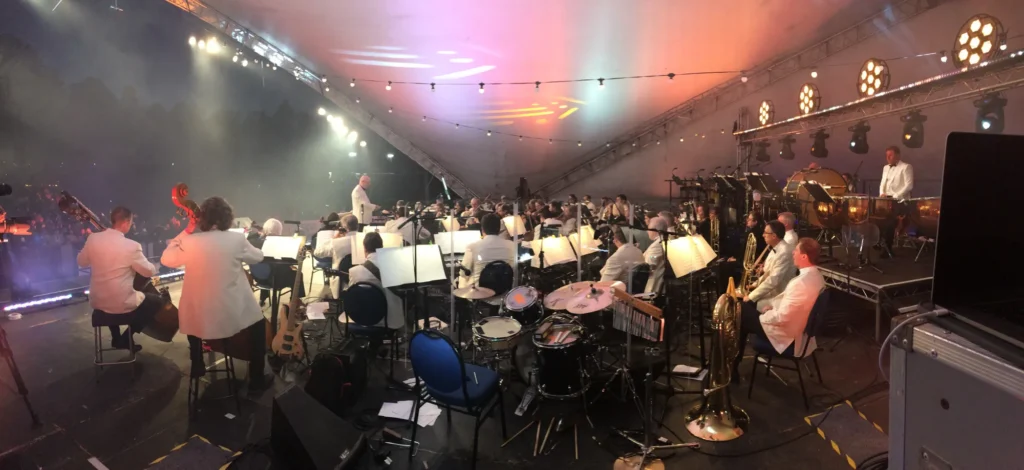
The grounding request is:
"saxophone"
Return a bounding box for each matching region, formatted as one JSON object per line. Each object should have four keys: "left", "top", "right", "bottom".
{"left": 684, "top": 277, "right": 749, "bottom": 441}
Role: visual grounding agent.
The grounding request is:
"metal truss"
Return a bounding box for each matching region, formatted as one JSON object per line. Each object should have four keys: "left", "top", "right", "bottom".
{"left": 736, "top": 53, "right": 1024, "bottom": 143}
{"left": 164, "top": 0, "right": 477, "bottom": 199}
{"left": 820, "top": 267, "right": 933, "bottom": 340}
{"left": 535, "top": 0, "right": 941, "bottom": 197}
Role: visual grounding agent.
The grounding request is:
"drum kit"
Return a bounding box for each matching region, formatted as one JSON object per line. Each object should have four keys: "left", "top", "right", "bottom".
{"left": 455, "top": 279, "right": 628, "bottom": 401}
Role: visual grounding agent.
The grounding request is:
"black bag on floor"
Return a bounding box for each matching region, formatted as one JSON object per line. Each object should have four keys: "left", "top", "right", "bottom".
{"left": 304, "top": 340, "right": 369, "bottom": 418}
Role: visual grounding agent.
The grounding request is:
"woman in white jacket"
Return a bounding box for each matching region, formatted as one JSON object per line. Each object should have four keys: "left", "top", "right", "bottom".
{"left": 161, "top": 196, "right": 271, "bottom": 390}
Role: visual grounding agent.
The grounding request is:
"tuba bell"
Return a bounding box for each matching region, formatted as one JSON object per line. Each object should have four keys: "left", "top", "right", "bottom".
{"left": 684, "top": 277, "right": 749, "bottom": 441}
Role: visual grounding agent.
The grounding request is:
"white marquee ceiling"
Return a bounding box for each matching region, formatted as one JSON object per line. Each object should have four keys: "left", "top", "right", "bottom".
{"left": 201, "top": 0, "right": 895, "bottom": 195}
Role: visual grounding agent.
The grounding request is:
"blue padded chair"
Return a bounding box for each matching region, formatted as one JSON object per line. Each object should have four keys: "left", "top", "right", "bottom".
{"left": 408, "top": 330, "right": 506, "bottom": 470}
{"left": 344, "top": 282, "right": 399, "bottom": 379}
{"left": 747, "top": 289, "right": 830, "bottom": 410}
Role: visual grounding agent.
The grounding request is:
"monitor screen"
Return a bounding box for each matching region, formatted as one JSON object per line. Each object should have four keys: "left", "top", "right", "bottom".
{"left": 933, "top": 132, "right": 1024, "bottom": 329}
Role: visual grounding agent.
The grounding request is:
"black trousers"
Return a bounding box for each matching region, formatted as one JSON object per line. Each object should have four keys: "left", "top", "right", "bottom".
{"left": 733, "top": 301, "right": 769, "bottom": 377}
{"left": 187, "top": 319, "right": 268, "bottom": 386}
{"left": 881, "top": 202, "right": 909, "bottom": 251}
{"left": 109, "top": 293, "right": 164, "bottom": 340}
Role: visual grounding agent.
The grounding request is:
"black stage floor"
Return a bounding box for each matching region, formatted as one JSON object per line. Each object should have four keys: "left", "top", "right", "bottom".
{"left": 818, "top": 247, "right": 934, "bottom": 288}
{"left": 0, "top": 283, "right": 890, "bottom": 469}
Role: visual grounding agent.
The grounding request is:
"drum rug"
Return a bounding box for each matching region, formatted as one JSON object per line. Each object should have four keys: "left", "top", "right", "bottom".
{"left": 805, "top": 401, "right": 887, "bottom": 469}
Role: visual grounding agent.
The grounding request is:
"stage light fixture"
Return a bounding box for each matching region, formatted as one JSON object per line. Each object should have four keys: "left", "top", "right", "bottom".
{"left": 455, "top": 123, "right": 460, "bottom": 129}
{"left": 798, "top": 83, "right": 821, "bottom": 115}
{"left": 901, "top": 111, "right": 927, "bottom": 148}
{"left": 321, "top": 75, "right": 327, "bottom": 83}
{"left": 272, "top": 65, "right": 277, "bottom": 71}
{"left": 241, "top": 59, "right": 248, "bottom": 67}
{"left": 422, "top": 116, "right": 426, "bottom": 122}
{"left": 758, "top": 100, "right": 775, "bottom": 126}
{"left": 974, "top": 93, "right": 1007, "bottom": 133}
{"left": 952, "top": 14, "right": 1006, "bottom": 68}
{"left": 754, "top": 142, "right": 771, "bottom": 162}
{"left": 388, "top": 107, "right": 393, "bottom": 113}
{"left": 848, "top": 122, "right": 870, "bottom": 154}
{"left": 549, "top": 139, "right": 553, "bottom": 144}
{"left": 779, "top": 136, "right": 796, "bottom": 160}
{"left": 317, "top": 108, "right": 326, "bottom": 116}
{"left": 810, "top": 69, "right": 818, "bottom": 78}
{"left": 206, "top": 38, "right": 220, "bottom": 54}
{"left": 387, "top": 153, "right": 394, "bottom": 159}
{"left": 188, "top": 36, "right": 197, "bottom": 47}
{"left": 810, "top": 130, "right": 829, "bottom": 158}
{"left": 857, "top": 58, "right": 890, "bottom": 98}
{"left": 232, "top": 55, "right": 238, "bottom": 63}
{"left": 359, "top": 141, "right": 367, "bottom": 147}
{"left": 386, "top": 81, "right": 392, "bottom": 91}
{"left": 325, "top": 86, "right": 330, "bottom": 92}
{"left": 430, "top": 83, "right": 436, "bottom": 92}
{"left": 347, "top": 131, "right": 358, "bottom": 143}
{"left": 940, "top": 51, "right": 948, "bottom": 63}
{"left": 487, "top": 130, "right": 492, "bottom": 136}
{"left": 579, "top": 141, "right": 584, "bottom": 147}
{"left": 598, "top": 78, "right": 605, "bottom": 89}
{"left": 741, "top": 76, "right": 748, "bottom": 83}
{"left": 348, "top": 152, "right": 357, "bottom": 158}
{"left": 479, "top": 83, "right": 485, "bottom": 94}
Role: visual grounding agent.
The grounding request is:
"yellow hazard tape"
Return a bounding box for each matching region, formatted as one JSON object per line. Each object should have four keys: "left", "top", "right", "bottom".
{"left": 847, "top": 455, "right": 857, "bottom": 469}
{"left": 146, "top": 435, "right": 234, "bottom": 469}
{"left": 831, "top": 440, "right": 841, "bottom": 454}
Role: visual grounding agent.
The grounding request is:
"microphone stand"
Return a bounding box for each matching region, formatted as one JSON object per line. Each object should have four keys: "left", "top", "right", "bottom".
{"left": 397, "top": 211, "right": 424, "bottom": 332}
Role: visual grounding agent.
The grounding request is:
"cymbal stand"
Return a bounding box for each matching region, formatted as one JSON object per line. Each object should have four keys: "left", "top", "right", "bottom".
{"left": 0, "top": 323, "right": 40, "bottom": 427}
{"left": 589, "top": 311, "right": 643, "bottom": 417}
{"left": 614, "top": 347, "right": 698, "bottom": 468}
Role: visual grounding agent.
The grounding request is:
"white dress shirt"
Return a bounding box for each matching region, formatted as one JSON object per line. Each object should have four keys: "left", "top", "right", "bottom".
{"left": 784, "top": 229, "right": 798, "bottom": 246}
{"left": 384, "top": 217, "right": 430, "bottom": 246}
{"left": 757, "top": 266, "right": 825, "bottom": 355}
{"left": 559, "top": 218, "right": 578, "bottom": 236}
{"left": 347, "top": 253, "right": 404, "bottom": 330}
{"left": 313, "top": 229, "right": 338, "bottom": 256}
{"left": 600, "top": 244, "right": 645, "bottom": 284}
{"left": 585, "top": 202, "right": 597, "bottom": 214}
{"left": 78, "top": 229, "right": 158, "bottom": 314}
{"left": 351, "top": 184, "right": 377, "bottom": 224}
{"left": 879, "top": 160, "right": 914, "bottom": 200}
{"left": 314, "top": 232, "right": 356, "bottom": 299}
{"left": 749, "top": 241, "right": 796, "bottom": 304}
{"left": 161, "top": 229, "right": 265, "bottom": 339}
{"left": 643, "top": 236, "right": 666, "bottom": 294}
{"left": 459, "top": 235, "right": 517, "bottom": 288}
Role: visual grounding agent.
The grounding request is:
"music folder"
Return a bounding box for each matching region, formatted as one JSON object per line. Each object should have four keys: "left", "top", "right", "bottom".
{"left": 375, "top": 245, "right": 447, "bottom": 288}
{"left": 263, "top": 235, "right": 307, "bottom": 260}
{"left": 502, "top": 215, "right": 527, "bottom": 238}
{"left": 351, "top": 232, "right": 403, "bottom": 265}
{"left": 434, "top": 230, "right": 480, "bottom": 255}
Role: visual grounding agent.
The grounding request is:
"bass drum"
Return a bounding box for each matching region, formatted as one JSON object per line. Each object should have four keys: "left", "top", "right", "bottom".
{"left": 785, "top": 168, "right": 848, "bottom": 229}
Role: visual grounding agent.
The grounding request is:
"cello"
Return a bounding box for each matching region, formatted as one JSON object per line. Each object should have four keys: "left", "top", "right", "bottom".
{"left": 171, "top": 183, "right": 272, "bottom": 361}
{"left": 57, "top": 191, "right": 180, "bottom": 342}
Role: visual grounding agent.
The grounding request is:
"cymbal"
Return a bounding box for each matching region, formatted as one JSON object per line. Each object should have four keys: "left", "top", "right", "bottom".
{"left": 544, "top": 281, "right": 620, "bottom": 311}
{"left": 566, "top": 287, "right": 614, "bottom": 314}
{"left": 454, "top": 285, "right": 496, "bottom": 300}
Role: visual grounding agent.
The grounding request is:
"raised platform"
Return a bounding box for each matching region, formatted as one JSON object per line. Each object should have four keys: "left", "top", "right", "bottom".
{"left": 818, "top": 246, "right": 934, "bottom": 340}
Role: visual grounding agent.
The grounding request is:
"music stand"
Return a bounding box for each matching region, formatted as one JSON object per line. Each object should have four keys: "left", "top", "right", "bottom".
{"left": 361, "top": 225, "right": 386, "bottom": 233}
{"left": 664, "top": 235, "right": 716, "bottom": 381}
{"left": 351, "top": 232, "right": 403, "bottom": 265}
{"left": 261, "top": 235, "right": 306, "bottom": 336}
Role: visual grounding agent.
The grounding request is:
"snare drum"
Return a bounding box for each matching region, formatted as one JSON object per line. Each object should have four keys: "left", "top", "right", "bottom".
{"left": 533, "top": 314, "right": 589, "bottom": 399}
{"left": 503, "top": 286, "right": 544, "bottom": 327}
{"left": 472, "top": 316, "right": 523, "bottom": 351}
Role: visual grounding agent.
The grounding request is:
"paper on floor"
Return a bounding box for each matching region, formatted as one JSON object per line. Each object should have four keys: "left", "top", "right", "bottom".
{"left": 378, "top": 401, "right": 444, "bottom": 427}
{"left": 305, "top": 302, "right": 329, "bottom": 320}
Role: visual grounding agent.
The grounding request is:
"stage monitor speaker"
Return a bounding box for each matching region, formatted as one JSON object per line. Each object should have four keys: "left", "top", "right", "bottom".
{"left": 271, "top": 384, "right": 366, "bottom": 470}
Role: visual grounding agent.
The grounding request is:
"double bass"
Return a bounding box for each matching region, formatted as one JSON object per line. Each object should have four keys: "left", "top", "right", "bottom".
{"left": 57, "top": 191, "right": 180, "bottom": 342}
{"left": 171, "top": 183, "right": 272, "bottom": 361}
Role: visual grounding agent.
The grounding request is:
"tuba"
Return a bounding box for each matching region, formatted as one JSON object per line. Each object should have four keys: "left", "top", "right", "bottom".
{"left": 684, "top": 277, "right": 749, "bottom": 441}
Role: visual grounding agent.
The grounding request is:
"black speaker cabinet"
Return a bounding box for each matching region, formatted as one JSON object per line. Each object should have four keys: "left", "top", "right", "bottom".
{"left": 271, "top": 385, "right": 366, "bottom": 469}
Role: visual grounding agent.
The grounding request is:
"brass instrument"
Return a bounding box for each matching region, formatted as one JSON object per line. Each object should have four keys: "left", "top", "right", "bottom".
{"left": 737, "top": 233, "right": 771, "bottom": 296}
{"left": 685, "top": 277, "right": 749, "bottom": 441}
{"left": 709, "top": 215, "right": 720, "bottom": 252}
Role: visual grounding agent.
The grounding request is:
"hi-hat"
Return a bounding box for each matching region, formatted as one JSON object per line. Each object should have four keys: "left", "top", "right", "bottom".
{"left": 454, "top": 285, "right": 496, "bottom": 300}
{"left": 566, "top": 287, "right": 614, "bottom": 314}
{"left": 612, "top": 455, "right": 664, "bottom": 470}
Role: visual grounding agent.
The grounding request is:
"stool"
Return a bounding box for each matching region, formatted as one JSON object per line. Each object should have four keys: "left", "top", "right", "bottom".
{"left": 91, "top": 310, "right": 138, "bottom": 382}
{"left": 188, "top": 340, "right": 242, "bottom": 417}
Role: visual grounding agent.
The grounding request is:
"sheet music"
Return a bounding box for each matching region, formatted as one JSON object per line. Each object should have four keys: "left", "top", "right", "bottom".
{"left": 375, "top": 244, "right": 447, "bottom": 287}
{"left": 568, "top": 225, "right": 601, "bottom": 257}
{"left": 667, "top": 235, "right": 716, "bottom": 279}
{"left": 433, "top": 230, "right": 480, "bottom": 255}
{"left": 361, "top": 225, "right": 386, "bottom": 233}
{"left": 502, "top": 215, "right": 527, "bottom": 238}
{"left": 530, "top": 236, "right": 575, "bottom": 268}
{"left": 439, "top": 216, "right": 461, "bottom": 232}
{"left": 262, "top": 235, "right": 306, "bottom": 260}
{"left": 352, "top": 232, "right": 404, "bottom": 265}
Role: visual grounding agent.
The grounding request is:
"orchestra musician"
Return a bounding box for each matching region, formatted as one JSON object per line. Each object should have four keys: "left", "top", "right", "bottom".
{"left": 878, "top": 145, "right": 914, "bottom": 256}
{"left": 777, "top": 212, "right": 799, "bottom": 246}
{"left": 458, "top": 214, "right": 517, "bottom": 288}
{"left": 77, "top": 206, "right": 161, "bottom": 351}
{"left": 315, "top": 215, "right": 359, "bottom": 299}
{"left": 495, "top": 203, "right": 513, "bottom": 240}
{"left": 600, "top": 228, "right": 645, "bottom": 284}
{"left": 160, "top": 197, "right": 272, "bottom": 390}
{"left": 582, "top": 195, "right": 597, "bottom": 214}
{"left": 732, "top": 237, "right": 825, "bottom": 381}
{"left": 643, "top": 216, "right": 669, "bottom": 294}
{"left": 313, "top": 212, "right": 341, "bottom": 255}
{"left": 559, "top": 204, "right": 579, "bottom": 236}
{"left": 657, "top": 211, "right": 678, "bottom": 237}
{"left": 742, "top": 221, "right": 796, "bottom": 306}
{"left": 385, "top": 203, "right": 431, "bottom": 246}
{"left": 351, "top": 174, "right": 378, "bottom": 225}
{"left": 346, "top": 232, "right": 404, "bottom": 330}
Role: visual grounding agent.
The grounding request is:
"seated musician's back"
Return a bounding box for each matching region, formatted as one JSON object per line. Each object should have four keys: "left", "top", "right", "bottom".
{"left": 459, "top": 214, "right": 517, "bottom": 288}
{"left": 347, "top": 232, "right": 404, "bottom": 330}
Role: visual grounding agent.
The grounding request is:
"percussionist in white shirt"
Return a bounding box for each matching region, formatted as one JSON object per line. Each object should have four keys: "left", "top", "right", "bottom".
{"left": 878, "top": 145, "right": 914, "bottom": 255}
{"left": 733, "top": 237, "right": 825, "bottom": 380}
{"left": 600, "top": 228, "right": 645, "bottom": 284}
{"left": 77, "top": 206, "right": 161, "bottom": 351}
{"left": 458, "top": 214, "right": 517, "bottom": 288}
{"left": 742, "top": 221, "right": 796, "bottom": 308}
